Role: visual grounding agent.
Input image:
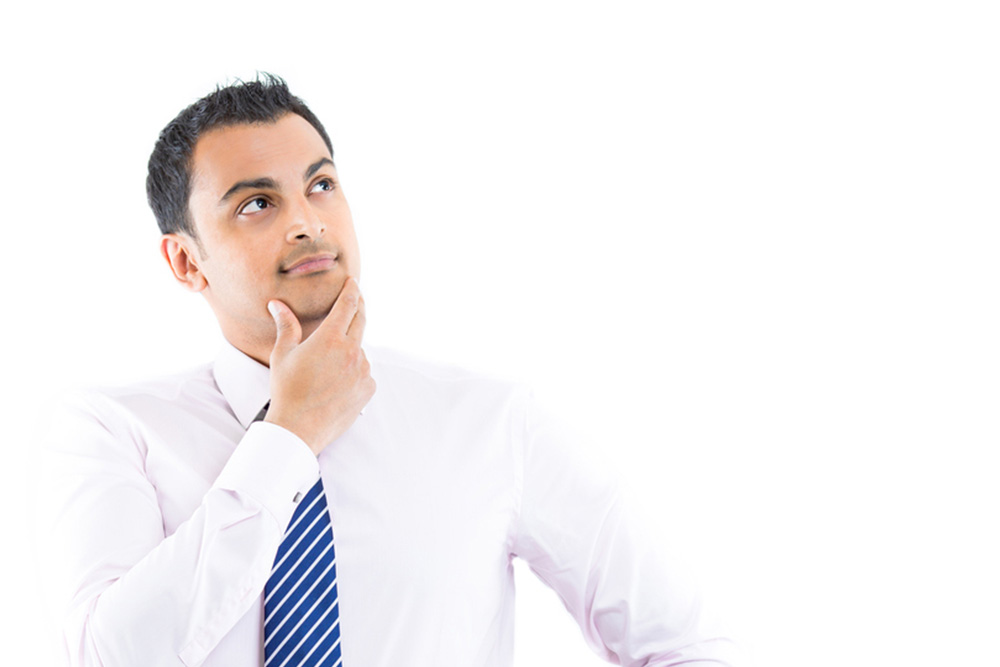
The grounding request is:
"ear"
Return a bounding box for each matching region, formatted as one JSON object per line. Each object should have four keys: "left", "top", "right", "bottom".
{"left": 161, "top": 233, "right": 208, "bottom": 292}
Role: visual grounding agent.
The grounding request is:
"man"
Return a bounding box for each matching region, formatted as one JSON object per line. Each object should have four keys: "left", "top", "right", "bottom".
{"left": 37, "top": 75, "right": 736, "bottom": 666}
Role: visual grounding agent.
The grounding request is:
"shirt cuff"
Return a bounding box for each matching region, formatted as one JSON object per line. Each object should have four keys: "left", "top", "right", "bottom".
{"left": 211, "top": 421, "right": 320, "bottom": 529}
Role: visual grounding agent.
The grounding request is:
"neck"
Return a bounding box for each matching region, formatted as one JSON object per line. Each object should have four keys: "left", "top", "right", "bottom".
{"left": 222, "top": 319, "right": 324, "bottom": 368}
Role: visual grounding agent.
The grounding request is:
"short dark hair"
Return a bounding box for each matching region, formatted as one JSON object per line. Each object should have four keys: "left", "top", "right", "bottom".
{"left": 146, "top": 73, "right": 334, "bottom": 237}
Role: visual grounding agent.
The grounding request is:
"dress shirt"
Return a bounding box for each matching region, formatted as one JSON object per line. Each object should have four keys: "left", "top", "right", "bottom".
{"left": 36, "top": 342, "right": 736, "bottom": 666}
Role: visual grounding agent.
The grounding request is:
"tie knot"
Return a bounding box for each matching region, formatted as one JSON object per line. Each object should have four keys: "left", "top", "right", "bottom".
{"left": 253, "top": 400, "right": 271, "bottom": 424}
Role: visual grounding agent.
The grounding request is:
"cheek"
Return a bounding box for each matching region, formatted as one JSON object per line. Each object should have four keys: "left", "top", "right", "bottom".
{"left": 329, "top": 213, "right": 360, "bottom": 259}
{"left": 210, "top": 247, "right": 274, "bottom": 293}
{"left": 240, "top": 254, "right": 278, "bottom": 289}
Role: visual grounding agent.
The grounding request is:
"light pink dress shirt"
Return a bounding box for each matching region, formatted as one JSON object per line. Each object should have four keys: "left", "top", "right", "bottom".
{"left": 37, "top": 343, "right": 736, "bottom": 666}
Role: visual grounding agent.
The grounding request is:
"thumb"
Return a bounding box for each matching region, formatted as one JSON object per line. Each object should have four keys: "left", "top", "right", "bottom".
{"left": 267, "top": 300, "right": 302, "bottom": 363}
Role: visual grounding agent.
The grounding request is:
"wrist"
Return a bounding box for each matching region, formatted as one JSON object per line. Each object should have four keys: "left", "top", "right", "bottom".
{"left": 263, "top": 413, "right": 323, "bottom": 456}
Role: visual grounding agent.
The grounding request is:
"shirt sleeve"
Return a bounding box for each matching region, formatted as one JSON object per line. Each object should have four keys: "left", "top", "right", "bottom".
{"left": 509, "top": 391, "right": 739, "bottom": 666}
{"left": 34, "top": 390, "right": 320, "bottom": 667}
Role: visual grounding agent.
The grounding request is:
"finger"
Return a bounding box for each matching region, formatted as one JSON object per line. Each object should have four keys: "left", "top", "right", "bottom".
{"left": 267, "top": 300, "right": 302, "bottom": 363}
{"left": 346, "top": 294, "right": 366, "bottom": 343}
{"left": 317, "top": 276, "right": 361, "bottom": 337}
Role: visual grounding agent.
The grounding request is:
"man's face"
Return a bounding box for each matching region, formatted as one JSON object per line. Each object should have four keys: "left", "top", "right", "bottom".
{"left": 167, "top": 113, "right": 360, "bottom": 359}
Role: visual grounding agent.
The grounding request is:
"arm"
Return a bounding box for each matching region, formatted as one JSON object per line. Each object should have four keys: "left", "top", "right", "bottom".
{"left": 36, "top": 390, "right": 319, "bottom": 667}
{"left": 37, "top": 279, "right": 374, "bottom": 666}
{"left": 510, "top": 392, "right": 738, "bottom": 666}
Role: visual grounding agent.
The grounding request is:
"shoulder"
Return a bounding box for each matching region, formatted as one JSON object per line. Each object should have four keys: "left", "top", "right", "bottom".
{"left": 51, "top": 363, "right": 224, "bottom": 440}
{"left": 367, "top": 345, "right": 523, "bottom": 390}
{"left": 364, "top": 345, "right": 532, "bottom": 419}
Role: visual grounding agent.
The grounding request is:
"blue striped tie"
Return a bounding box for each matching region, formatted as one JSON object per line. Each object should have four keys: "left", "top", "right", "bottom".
{"left": 255, "top": 404, "right": 343, "bottom": 666}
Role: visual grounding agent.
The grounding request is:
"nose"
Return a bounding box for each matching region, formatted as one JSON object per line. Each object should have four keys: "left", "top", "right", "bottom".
{"left": 284, "top": 196, "right": 326, "bottom": 243}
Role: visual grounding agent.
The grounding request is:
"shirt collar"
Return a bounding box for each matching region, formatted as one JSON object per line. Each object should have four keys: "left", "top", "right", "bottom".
{"left": 212, "top": 340, "right": 271, "bottom": 430}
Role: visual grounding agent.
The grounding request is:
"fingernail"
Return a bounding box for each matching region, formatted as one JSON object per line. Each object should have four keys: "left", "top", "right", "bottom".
{"left": 267, "top": 302, "right": 279, "bottom": 318}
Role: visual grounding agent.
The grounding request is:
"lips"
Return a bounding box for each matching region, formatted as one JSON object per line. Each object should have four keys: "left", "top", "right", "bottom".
{"left": 282, "top": 253, "right": 338, "bottom": 275}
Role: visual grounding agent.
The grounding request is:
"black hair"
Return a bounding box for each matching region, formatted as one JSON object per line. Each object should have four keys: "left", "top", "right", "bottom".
{"left": 146, "top": 73, "right": 333, "bottom": 237}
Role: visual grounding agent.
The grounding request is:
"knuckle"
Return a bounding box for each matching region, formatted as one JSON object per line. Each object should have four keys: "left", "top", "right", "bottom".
{"left": 341, "top": 289, "right": 360, "bottom": 307}
{"left": 343, "top": 344, "right": 361, "bottom": 365}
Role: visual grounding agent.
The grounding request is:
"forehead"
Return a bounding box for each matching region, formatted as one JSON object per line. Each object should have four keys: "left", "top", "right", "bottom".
{"left": 189, "top": 113, "right": 332, "bottom": 199}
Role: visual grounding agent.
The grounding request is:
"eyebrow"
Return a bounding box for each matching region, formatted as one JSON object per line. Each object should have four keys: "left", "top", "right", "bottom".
{"left": 218, "top": 157, "right": 336, "bottom": 205}
{"left": 219, "top": 177, "right": 279, "bottom": 204}
{"left": 305, "top": 157, "right": 335, "bottom": 180}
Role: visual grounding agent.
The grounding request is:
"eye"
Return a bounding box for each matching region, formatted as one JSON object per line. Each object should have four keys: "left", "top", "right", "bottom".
{"left": 310, "top": 178, "right": 336, "bottom": 194}
{"left": 239, "top": 197, "right": 271, "bottom": 215}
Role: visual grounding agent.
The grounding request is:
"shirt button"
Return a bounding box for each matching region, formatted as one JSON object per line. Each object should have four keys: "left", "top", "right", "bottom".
{"left": 293, "top": 492, "right": 302, "bottom": 503}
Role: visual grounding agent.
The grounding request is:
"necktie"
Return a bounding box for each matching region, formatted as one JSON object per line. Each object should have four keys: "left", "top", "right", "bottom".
{"left": 255, "top": 402, "right": 343, "bottom": 667}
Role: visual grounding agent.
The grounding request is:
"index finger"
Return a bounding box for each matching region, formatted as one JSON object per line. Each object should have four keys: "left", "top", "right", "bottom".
{"left": 316, "top": 276, "right": 361, "bottom": 338}
{"left": 346, "top": 293, "right": 366, "bottom": 343}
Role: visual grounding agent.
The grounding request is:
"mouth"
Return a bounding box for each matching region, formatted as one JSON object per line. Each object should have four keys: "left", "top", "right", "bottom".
{"left": 282, "top": 253, "right": 338, "bottom": 275}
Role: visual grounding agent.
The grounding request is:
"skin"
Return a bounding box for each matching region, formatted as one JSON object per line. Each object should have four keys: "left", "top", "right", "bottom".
{"left": 161, "top": 113, "right": 375, "bottom": 454}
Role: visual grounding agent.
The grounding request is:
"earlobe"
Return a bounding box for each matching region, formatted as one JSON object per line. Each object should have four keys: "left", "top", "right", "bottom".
{"left": 160, "top": 234, "right": 208, "bottom": 292}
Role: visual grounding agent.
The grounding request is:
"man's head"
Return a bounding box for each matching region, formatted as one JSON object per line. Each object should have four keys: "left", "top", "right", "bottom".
{"left": 149, "top": 75, "right": 360, "bottom": 364}
{"left": 147, "top": 73, "right": 334, "bottom": 239}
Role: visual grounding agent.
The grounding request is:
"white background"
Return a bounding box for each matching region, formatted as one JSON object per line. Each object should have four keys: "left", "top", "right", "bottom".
{"left": 2, "top": 2, "right": 998, "bottom": 665}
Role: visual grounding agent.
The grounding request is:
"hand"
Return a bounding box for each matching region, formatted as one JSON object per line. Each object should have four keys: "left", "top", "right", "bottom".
{"left": 263, "top": 277, "right": 376, "bottom": 455}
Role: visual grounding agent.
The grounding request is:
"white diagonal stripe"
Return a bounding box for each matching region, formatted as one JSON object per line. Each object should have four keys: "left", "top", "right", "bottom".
{"left": 270, "top": 494, "right": 325, "bottom": 575}
{"left": 295, "top": 617, "right": 340, "bottom": 667}
{"left": 273, "top": 594, "right": 340, "bottom": 667}
{"left": 265, "top": 555, "right": 337, "bottom": 647}
{"left": 282, "top": 487, "right": 323, "bottom": 537}
{"left": 264, "top": 559, "right": 338, "bottom": 665}
{"left": 265, "top": 544, "right": 335, "bottom": 625}
{"left": 265, "top": 525, "right": 333, "bottom": 606}
{"left": 269, "top": 505, "right": 328, "bottom": 578}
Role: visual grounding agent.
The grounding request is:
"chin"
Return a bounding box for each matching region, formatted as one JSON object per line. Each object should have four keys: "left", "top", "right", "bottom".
{"left": 293, "top": 294, "right": 337, "bottom": 325}
{"left": 283, "top": 272, "right": 352, "bottom": 326}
